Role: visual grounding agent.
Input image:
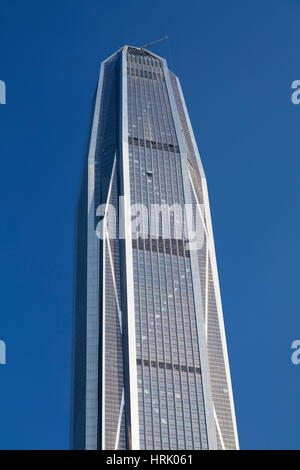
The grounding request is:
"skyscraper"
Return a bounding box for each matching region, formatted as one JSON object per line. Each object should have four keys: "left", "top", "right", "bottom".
{"left": 71, "top": 45, "right": 239, "bottom": 450}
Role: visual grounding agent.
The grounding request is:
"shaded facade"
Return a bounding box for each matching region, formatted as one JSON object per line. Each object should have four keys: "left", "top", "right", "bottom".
{"left": 71, "top": 46, "right": 239, "bottom": 450}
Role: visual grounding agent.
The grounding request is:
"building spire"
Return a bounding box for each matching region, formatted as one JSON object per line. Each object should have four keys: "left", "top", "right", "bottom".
{"left": 140, "top": 35, "right": 168, "bottom": 50}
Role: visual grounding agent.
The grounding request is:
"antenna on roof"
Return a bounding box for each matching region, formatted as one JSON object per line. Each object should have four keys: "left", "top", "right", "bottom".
{"left": 140, "top": 35, "right": 168, "bottom": 50}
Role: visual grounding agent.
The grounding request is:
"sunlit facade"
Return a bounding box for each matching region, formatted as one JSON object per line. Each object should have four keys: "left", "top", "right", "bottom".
{"left": 71, "top": 46, "right": 239, "bottom": 450}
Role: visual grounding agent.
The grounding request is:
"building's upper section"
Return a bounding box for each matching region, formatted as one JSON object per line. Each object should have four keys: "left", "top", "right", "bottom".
{"left": 103, "top": 45, "right": 166, "bottom": 71}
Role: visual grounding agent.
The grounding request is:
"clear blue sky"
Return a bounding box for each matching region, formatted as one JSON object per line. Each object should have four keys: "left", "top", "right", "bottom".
{"left": 0, "top": 0, "right": 300, "bottom": 450}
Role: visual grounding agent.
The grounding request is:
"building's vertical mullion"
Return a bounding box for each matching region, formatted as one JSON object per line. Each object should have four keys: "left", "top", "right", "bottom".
{"left": 134, "top": 58, "right": 149, "bottom": 449}
{"left": 120, "top": 47, "right": 140, "bottom": 450}
{"left": 101, "top": 230, "right": 106, "bottom": 448}
{"left": 140, "top": 59, "right": 163, "bottom": 450}
{"left": 135, "top": 58, "right": 153, "bottom": 450}
{"left": 128, "top": 55, "right": 146, "bottom": 449}
{"left": 144, "top": 63, "right": 172, "bottom": 450}
{"left": 144, "top": 63, "right": 164, "bottom": 451}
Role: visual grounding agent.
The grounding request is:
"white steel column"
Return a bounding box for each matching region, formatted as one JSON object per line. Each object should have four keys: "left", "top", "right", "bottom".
{"left": 120, "top": 46, "right": 140, "bottom": 450}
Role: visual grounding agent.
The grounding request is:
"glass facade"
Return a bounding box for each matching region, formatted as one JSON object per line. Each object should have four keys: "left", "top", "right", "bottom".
{"left": 71, "top": 46, "right": 238, "bottom": 450}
